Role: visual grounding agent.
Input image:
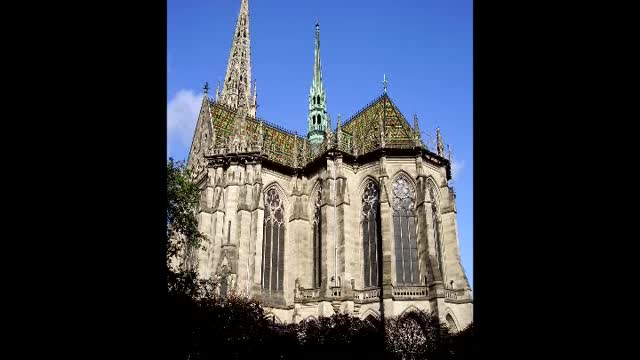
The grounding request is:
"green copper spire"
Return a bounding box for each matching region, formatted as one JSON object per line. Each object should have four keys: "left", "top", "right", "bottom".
{"left": 308, "top": 21, "right": 328, "bottom": 145}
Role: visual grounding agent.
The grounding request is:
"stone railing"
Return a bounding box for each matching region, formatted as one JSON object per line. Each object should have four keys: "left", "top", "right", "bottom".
{"left": 392, "top": 285, "right": 428, "bottom": 299}
{"left": 353, "top": 287, "right": 380, "bottom": 301}
{"left": 329, "top": 286, "right": 342, "bottom": 298}
{"left": 295, "top": 287, "right": 320, "bottom": 301}
{"left": 444, "top": 289, "right": 457, "bottom": 300}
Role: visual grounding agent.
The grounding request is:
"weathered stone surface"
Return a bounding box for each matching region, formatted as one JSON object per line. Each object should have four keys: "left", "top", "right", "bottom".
{"left": 185, "top": 0, "right": 472, "bottom": 332}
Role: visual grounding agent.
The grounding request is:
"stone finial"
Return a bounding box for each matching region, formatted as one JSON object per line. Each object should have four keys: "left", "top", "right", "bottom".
{"left": 252, "top": 79, "right": 257, "bottom": 106}
{"left": 436, "top": 127, "right": 444, "bottom": 156}
{"left": 293, "top": 132, "right": 299, "bottom": 168}
{"left": 414, "top": 113, "right": 421, "bottom": 147}
{"left": 215, "top": 81, "right": 221, "bottom": 102}
{"left": 204, "top": 81, "right": 209, "bottom": 95}
{"left": 302, "top": 138, "right": 307, "bottom": 163}
{"left": 211, "top": 128, "right": 217, "bottom": 153}
{"left": 325, "top": 114, "right": 333, "bottom": 149}
{"left": 336, "top": 113, "right": 342, "bottom": 149}
{"left": 256, "top": 118, "right": 264, "bottom": 149}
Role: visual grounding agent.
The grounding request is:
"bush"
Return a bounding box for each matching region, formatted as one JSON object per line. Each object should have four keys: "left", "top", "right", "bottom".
{"left": 167, "top": 290, "right": 472, "bottom": 360}
{"left": 385, "top": 310, "right": 455, "bottom": 360}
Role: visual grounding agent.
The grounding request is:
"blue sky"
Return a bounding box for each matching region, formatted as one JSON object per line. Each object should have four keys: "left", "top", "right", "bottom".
{"left": 168, "top": 0, "right": 473, "bottom": 290}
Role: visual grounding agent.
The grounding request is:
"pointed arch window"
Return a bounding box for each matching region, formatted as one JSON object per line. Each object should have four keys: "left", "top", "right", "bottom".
{"left": 312, "top": 186, "right": 322, "bottom": 288}
{"left": 262, "top": 188, "right": 285, "bottom": 294}
{"left": 362, "top": 181, "right": 380, "bottom": 288}
{"left": 392, "top": 176, "right": 419, "bottom": 284}
{"left": 446, "top": 314, "right": 458, "bottom": 333}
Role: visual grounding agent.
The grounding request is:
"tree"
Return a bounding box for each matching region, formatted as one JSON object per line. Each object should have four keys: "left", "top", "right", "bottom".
{"left": 451, "top": 323, "right": 474, "bottom": 359}
{"left": 166, "top": 158, "right": 212, "bottom": 297}
{"left": 167, "top": 158, "right": 207, "bottom": 270}
{"left": 385, "top": 310, "right": 454, "bottom": 360}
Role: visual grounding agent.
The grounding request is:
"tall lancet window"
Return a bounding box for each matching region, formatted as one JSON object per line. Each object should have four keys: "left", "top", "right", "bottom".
{"left": 429, "top": 187, "right": 443, "bottom": 275}
{"left": 392, "top": 176, "right": 419, "bottom": 284}
{"left": 312, "top": 186, "right": 322, "bottom": 288}
{"left": 361, "top": 181, "right": 381, "bottom": 288}
{"left": 262, "top": 188, "right": 285, "bottom": 294}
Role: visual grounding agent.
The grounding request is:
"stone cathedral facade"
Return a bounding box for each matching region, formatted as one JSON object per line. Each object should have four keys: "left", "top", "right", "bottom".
{"left": 184, "top": 0, "right": 473, "bottom": 330}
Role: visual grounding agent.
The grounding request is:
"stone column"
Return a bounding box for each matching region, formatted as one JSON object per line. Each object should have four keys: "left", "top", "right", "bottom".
{"left": 236, "top": 163, "right": 253, "bottom": 295}
{"left": 251, "top": 163, "right": 265, "bottom": 295}
{"left": 220, "top": 163, "right": 240, "bottom": 291}
{"left": 211, "top": 166, "right": 226, "bottom": 279}
{"left": 288, "top": 175, "right": 309, "bottom": 304}
{"left": 197, "top": 194, "right": 213, "bottom": 277}
{"left": 320, "top": 161, "right": 336, "bottom": 298}
{"left": 289, "top": 176, "right": 312, "bottom": 289}
{"left": 378, "top": 155, "right": 395, "bottom": 318}
{"left": 439, "top": 186, "right": 472, "bottom": 297}
{"left": 334, "top": 156, "right": 351, "bottom": 298}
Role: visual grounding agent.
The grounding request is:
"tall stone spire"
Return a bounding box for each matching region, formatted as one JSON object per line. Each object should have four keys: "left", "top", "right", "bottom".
{"left": 308, "top": 20, "right": 328, "bottom": 145}
{"left": 220, "top": 0, "right": 257, "bottom": 117}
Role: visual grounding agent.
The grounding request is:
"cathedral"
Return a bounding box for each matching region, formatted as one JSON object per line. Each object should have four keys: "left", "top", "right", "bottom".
{"left": 185, "top": 0, "right": 472, "bottom": 331}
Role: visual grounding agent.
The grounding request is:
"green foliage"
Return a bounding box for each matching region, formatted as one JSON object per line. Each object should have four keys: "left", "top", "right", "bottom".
{"left": 451, "top": 323, "right": 474, "bottom": 359}
{"left": 166, "top": 158, "right": 208, "bottom": 270}
{"left": 385, "top": 310, "right": 455, "bottom": 360}
{"left": 296, "top": 313, "right": 383, "bottom": 358}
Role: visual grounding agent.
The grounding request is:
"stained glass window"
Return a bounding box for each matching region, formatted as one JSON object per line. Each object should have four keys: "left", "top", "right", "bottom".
{"left": 362, "top": 181, "right": 380, "bottom": 288}
{"left": 392, "top": 176, "right": 419, "bottom": 284}
{"left": 262, "top": 188, "right": 285, "bottom": 294}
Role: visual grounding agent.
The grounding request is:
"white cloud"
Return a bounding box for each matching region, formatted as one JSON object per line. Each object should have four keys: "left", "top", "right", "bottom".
{"left": 167, "top": 89, "right": 202, "bottom": 159}
{"left": 452, "top": 160, "right": 464, "bottom": 179}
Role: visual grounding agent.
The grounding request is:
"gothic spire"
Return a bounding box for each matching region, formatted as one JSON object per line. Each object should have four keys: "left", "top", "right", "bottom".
{"left": 308, "top": 21, "right": 328, "bottom": 145}
{"left": 313, "top": 20, "right": 323, "bottom": 93}
{"left": 220, "top": 0, "right": 257, "bottom": 117}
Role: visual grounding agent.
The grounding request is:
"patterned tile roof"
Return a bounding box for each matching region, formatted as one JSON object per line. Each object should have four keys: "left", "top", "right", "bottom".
{"left": 207, "top": 93, "right": 431, "bottom": 169}
{"left": 342, "top": 93, "right": 415, "bottom": 153}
